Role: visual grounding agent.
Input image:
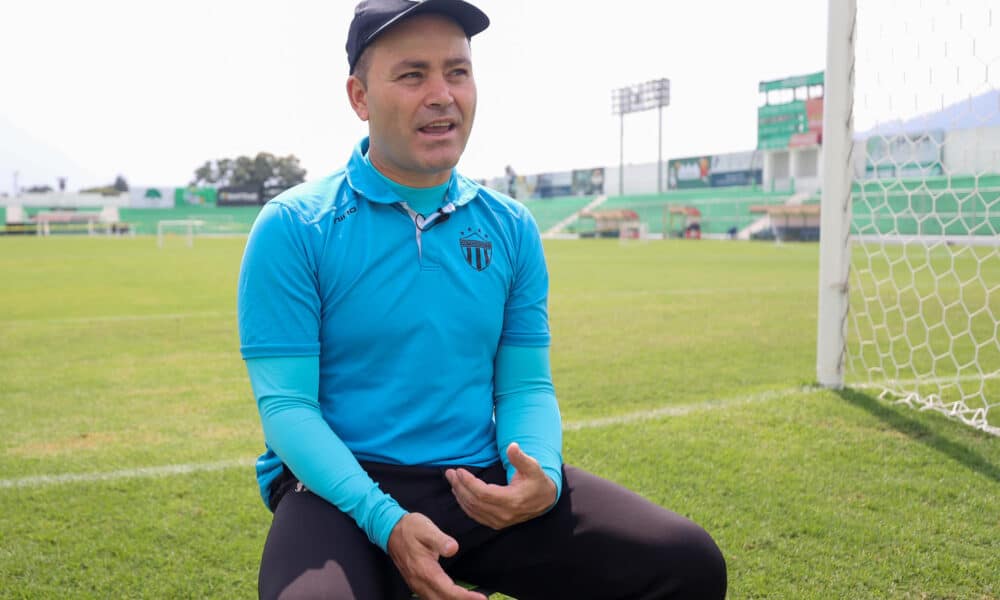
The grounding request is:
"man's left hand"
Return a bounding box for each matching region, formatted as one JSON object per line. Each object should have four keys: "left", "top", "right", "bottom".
{"left": 444, "top": 442, "right": 557, "bottom": 530}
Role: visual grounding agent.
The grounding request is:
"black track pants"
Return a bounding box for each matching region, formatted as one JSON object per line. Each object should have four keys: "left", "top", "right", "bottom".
{"left": 259, "top": 462, "right": 726, "bottom": 600}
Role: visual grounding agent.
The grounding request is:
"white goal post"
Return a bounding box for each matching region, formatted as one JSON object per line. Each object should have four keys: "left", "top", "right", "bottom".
{"left": 157, "top": 219, "right": 206, "bottom": 248}
{"left": 818, "top": 0, "right": 1000, "bottom": 435}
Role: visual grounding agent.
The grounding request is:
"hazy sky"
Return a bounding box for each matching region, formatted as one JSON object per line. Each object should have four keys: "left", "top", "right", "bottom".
{"left": 2, "top": 0, "right": 832, "bottom": 192}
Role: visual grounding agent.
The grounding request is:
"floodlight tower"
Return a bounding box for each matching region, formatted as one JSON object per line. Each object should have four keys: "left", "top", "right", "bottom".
{"left": 611, "top": 78, "right": 670, "bottom": 195}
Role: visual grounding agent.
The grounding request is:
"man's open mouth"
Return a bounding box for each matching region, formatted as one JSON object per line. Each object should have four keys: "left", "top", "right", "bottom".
{"left": 419, "top": 120, "right": 456, "bottom": 135}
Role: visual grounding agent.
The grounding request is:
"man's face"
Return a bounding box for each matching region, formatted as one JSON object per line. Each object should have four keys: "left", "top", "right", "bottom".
{"left": 348, "top": 14, "right": 477, "bottom": 187}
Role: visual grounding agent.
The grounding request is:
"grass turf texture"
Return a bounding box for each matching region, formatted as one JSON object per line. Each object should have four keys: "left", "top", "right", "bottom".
{"left": 0, "top": 236, "right": 997, "bottom": 599}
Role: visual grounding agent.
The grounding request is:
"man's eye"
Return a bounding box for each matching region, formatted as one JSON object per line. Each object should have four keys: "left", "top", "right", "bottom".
{"left": 450, "top": 69, "right": 469, "bottom": 77}
{"left": 400, "top": 72, "right": 422, "bottom": 80}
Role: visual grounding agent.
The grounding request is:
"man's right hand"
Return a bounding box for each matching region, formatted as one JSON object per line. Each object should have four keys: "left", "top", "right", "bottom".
{"left": 386, "top": 513, "right": 484, "bottom": 600}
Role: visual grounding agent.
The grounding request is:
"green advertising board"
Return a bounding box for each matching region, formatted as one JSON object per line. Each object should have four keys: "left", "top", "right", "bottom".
{"left": 667, "top": 156, "right": 712, "bottom": 189}
{"left": 174, "top": 187, "right": 218, "bottom": 207}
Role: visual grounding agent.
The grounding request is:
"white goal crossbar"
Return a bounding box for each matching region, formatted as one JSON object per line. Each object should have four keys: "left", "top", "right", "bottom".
{"left": 157, "top": 219, "right": 206, "bottom": 248}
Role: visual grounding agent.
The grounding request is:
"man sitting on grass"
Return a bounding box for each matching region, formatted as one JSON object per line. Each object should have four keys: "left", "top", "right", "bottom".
{"left": 238, "top": 1, "right": 727, "bottom": 598}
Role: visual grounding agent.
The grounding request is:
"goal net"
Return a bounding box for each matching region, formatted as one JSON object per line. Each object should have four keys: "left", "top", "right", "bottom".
{"left": 819, "top": 0, "right": 1000, "bottom": 435}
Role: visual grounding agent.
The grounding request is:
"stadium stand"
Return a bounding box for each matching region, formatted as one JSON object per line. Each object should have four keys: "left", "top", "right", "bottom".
{"left": 4, "top": 173, "right": 992, "bottom": 240}
{"left": 579, "top": 187, "right": 796, "bottom": 237}
{"left": 517, "top": 195, "right": 595, "bottom": 233}
{"left": 576, "top": 209, "right": 641, "bottom": 238}
{"left": 749, "top": 204, "right": 821, "bottom": 241}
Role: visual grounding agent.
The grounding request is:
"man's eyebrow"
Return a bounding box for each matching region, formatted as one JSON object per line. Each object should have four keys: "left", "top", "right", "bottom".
{"left": 390, "top": 57, "right": 471, "bottom": 72}
{"left": 391, "top": 59, "right": 431, "bottom": 72}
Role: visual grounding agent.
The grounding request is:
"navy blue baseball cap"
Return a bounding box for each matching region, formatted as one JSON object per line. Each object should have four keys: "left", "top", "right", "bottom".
{"left": 347, "top": 0, "right": 490, "bottom": 73}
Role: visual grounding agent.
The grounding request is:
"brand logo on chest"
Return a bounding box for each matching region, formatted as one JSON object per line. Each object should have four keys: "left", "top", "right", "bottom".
{"left": 459, "top": 228, "right": 492, "bottom": 272}
{"left": 334, "top": 205, "right": 358, "bottom": 225}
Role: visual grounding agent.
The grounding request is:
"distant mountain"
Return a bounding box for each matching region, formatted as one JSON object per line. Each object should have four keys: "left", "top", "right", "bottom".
{"left": 858, "top": 89, "right": 1000, "bottom": 137}
{"left": 0, "top": 116, "right": 98, "bottom": 195}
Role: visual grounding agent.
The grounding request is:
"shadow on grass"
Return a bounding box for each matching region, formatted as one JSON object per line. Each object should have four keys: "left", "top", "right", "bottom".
{"left": 836, "top": 388, "right": 1000, "bottom": 483}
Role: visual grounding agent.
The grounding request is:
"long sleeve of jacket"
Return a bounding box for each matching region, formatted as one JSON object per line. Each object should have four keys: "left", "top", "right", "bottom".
{"left": 493, "top": 344, "right": 563, "bottom": 502}
{"left": 246, "top": 356, "right": 407, "bottom": 552}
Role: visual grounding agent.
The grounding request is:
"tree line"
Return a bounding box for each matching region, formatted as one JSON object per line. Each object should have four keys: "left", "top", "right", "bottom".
{"left": 191, "top": 152, "right": 307, "bottom": 193}
{"left": 18, "top": 153, "right": 306, "bottom": 197}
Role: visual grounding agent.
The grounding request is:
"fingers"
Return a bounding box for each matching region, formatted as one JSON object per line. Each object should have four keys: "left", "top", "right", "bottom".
{"left": 387, "top": 514, "right": 482, "bottom": 600}
{"left": 446, "top": 467, "right": 497, "bottom": 499}
{"left": 451, "top": 467, "right": 510, "bottom": 507}
{"left": 445, "top": 468, "right": 510, "bottom": 529}
{"left": 446, "top": 450, "right": 557, "bottom": 530}
{"left": 409, "top": 560, "right": 485, "bottom": 600}
{"left": 411, "top": 515, "right": 459, "bottom": 558}
{"left": 437, "top": 534, "right": 459, "bottom": 558}
{"left": 505, "top": 442, "right": 542, "bottom": 476}
{"left": 417, "top": 569, "right": 484, "bottom": 600}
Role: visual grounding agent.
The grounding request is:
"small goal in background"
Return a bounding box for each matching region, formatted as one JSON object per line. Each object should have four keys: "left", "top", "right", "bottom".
{"left": 157, "top": 219, "right": 206, "bottom": 248}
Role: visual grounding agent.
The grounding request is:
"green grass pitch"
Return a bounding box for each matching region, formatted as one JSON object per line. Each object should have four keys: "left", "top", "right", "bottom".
{"left": 0, "top": 235, "right": 997, "bottom": 599}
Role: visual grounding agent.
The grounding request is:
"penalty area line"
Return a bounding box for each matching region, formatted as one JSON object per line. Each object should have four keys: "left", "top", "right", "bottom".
{"left": 0, "top": 387, "right": 819, "bottom": 490}
{"left": 0, "top": 458, "right": 254, "bottom": 490}
{"left": 2, "top": 311, "right": 235, "bottom": 326}
{"left": 563, "top": 386, "right": 819, "bottom": 431}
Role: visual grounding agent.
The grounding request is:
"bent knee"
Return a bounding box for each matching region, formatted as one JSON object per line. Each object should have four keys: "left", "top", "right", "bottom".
{"left": 666, "top": 521, "right": 727, "bottom": 599}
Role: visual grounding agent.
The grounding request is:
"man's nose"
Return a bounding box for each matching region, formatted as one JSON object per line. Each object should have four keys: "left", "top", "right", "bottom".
{"left": 424, "top": 73, "right": 454, "bottom": 108}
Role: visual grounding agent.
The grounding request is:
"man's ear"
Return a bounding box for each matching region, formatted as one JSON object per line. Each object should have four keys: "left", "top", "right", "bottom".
{"left": 347, "top": 76, "right": 370, "bottom": 121}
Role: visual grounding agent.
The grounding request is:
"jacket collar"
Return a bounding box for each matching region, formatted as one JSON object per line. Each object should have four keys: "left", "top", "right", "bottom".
{"left": 344, "top": 137, "right": 480, "bottom": 207}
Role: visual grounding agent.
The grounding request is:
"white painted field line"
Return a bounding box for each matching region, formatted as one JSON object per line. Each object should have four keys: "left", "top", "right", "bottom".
{"left": 563, "top": 386, "right": 819, "bottom": 431}
{"left": 0, "top": 387, "right": 821, "bottom": 490}
{"left": 3, "top": 311, "right": 234, "bottom": 326}
{"left": 0, "top": 458, "right": 253, "bottom": 490}
{"left": 550, "top": 286, "right": 814, "bottom": 300}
